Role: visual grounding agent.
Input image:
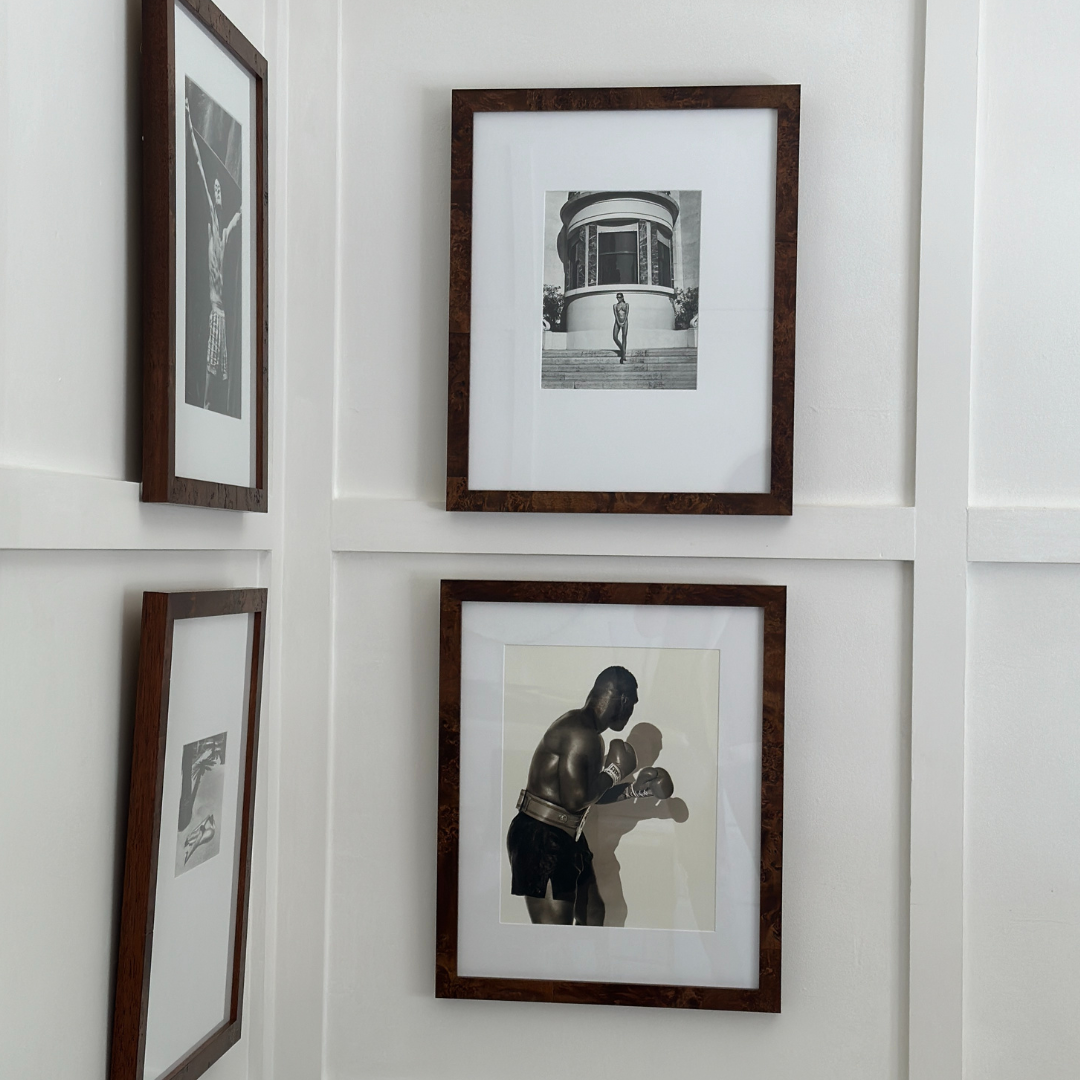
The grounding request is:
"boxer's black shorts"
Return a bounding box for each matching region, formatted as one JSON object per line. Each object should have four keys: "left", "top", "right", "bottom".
{"left": 506, "top": 811, "right": 593, "bottom": 902}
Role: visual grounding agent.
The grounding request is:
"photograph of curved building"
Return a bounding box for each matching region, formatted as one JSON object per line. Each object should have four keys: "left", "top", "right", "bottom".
{"left": 542, "top": 190, "right": 701, "bottom": 390}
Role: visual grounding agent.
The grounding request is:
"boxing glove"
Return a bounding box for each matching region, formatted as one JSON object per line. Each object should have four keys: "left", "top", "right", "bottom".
{"left": 626, "top": 766, "right": 674, "bottom": 800}
{"left": 602, "top": 739, "right": 638, "bottom": 784}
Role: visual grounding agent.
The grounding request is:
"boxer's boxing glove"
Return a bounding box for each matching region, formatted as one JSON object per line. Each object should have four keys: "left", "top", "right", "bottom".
{"left": 602, "top": 739, "right": 638, "bottom": 785}
{"left": 626, "top": 766, "right": 674, "bottom": 800}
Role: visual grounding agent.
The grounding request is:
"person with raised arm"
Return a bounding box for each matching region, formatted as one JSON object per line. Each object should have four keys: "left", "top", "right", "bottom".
{"left": 186, "top": 97, "right": 241, "bottom": 410}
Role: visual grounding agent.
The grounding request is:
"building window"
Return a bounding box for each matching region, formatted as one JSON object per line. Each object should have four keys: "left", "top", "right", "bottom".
{"left": 568, "top": 227, "right": 587, "bottom": 290}
{"left": 598, "top": 229, "right": 638, "bottom": 285}
{"left": 653, "top": 228, "right": 673, "bottom": 289}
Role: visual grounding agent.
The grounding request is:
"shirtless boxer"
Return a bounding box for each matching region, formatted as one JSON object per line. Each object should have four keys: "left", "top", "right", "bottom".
{"left": 507, "top": 666, "right": 673, "bottom": 926}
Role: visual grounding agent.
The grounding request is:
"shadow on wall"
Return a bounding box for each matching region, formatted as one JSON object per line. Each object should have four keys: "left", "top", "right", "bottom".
{"left": 587, "top": 722, "right": 689, "bottom": 928}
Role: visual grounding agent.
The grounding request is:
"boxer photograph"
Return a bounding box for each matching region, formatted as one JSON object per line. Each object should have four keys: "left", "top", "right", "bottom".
{"left": 500, "top": 646, "right": 719, "bottom": 931}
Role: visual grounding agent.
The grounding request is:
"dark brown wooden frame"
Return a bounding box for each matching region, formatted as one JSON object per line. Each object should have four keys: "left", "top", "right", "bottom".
{"left": 446, "top": 86, "right": 799, "bottom": 515}
{"left": 436, "top": 580, "right": 786, "bottom": 1011}
{"left": 141, "top": 0, "right": 269, "bottom": 511}
{"left": 110, "top": 589, "right": 267, "bottom": 1080}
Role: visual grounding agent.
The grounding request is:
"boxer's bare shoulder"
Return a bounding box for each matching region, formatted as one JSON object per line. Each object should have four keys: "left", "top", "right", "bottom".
{"left": 526, "top": 709, "right": 604, "bottom": 809}
{"left": 549, "top": 709, "right": 604, "bottom": 750}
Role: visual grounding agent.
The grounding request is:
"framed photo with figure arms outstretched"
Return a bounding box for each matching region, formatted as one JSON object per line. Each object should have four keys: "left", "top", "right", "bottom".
{"left": 110, "top": 589, "right": 267, "bottom": 1080}
{"left": 436, "top": 579, "right": 786, "bottom": 1011}
{"left": 446, "top": 85, "right": 799, "bottom": 514}
{"left": 141, "top": 0, "right": 268, "bottom": 510}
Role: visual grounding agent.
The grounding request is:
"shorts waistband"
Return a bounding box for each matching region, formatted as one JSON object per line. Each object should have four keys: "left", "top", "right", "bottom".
{"left": 517, "top": 789, "right": 588, "bottom": 839}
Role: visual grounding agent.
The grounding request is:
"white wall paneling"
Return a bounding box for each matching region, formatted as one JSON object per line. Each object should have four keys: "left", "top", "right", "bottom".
{"left": 0, "top": 2, "right": 281, "bottom": 1079}
{"left": 969, "top": 0, "right": 1080, "bottom": 506}
{"left": 328, "top": 553, "right": 911, "bottom": 1080}
{"left": 331, "top": 499, "right": 916, "bottom": 561}
{"left": 966, "top": 565, "right": 1080, "bottom": 1079}
{"left": 0, "top": 0, "right": 140, "bottom": 481}
{"left": 960, "top": 0, "right": 1080, "bottom": 1073}
{"left": 263, "top": 0, "right": 338, "bottom": 1077}
{"left": 0, "top": 550, "right": 267, "bottom": 1080}
{"left": 0, "top": 468, "right": 275, "bottom": 550}
{"left": 908, "top": 1, "right": 980, "bottom": 1077}
{"left": 334, "top": 0, "right": 923, "bottom": 508}
{"left": 967, "top": 508, "right": 1080, "bottom": 565}
{"left": 7, "top": 0, "right": 1080, "bottom": 1078}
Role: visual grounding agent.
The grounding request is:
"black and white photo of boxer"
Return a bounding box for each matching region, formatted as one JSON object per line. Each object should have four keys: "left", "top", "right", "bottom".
{"left": 506, "top": 666, "right": 680, "bottom": 925}
{"left": 501, "top": 644, "right": 719, "bottom": 932}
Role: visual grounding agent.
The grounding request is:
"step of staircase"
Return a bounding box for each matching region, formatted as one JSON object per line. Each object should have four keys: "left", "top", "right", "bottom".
{"left": 545, "top": 348, "right": 697, "bottom": 359}
{"left": 542, "top": 348, "right": 698, "bottom": 390}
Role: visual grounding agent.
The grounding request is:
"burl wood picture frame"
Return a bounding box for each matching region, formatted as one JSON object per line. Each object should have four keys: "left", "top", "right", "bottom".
{"left": 437, "top": 580, "right": 786, "bottom": 1012}
{"left": 446, "top": 86, "right": 799, "bottom": 515}
{"left": 141, "top": 0, "right": 268, "bottom": 510}
{"left": 110, "top": 589, "right": 267, "bottom": 1080}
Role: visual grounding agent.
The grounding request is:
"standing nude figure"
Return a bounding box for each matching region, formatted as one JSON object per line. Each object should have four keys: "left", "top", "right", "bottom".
{"left": 612, "top": 292, "right": 629, "bottom": 362}
{"left": 186, "top": 98, "right": 241, "bottom": 410}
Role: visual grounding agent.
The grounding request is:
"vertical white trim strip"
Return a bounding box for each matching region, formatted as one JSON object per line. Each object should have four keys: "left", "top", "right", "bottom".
{"left": 909, "top": 0, "right": 981, "bottom": 1077}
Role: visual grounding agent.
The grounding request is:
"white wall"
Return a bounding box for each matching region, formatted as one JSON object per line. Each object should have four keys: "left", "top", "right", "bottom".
{"left": 328, "top": 555, "right": 911, "bottom": 1080}
{"left": 0, "top": 551, "right": 264, "bottom": 1080}
{"left": 320, "top": 2, "right": 922, "bottom": 1077}
{"left": 6, "top": 1, "right": 1080, "bottom": 1079}
{"left": 0, "top": 1, "right": 281, "bottom": 1078}
{"left": 966, "top": 565, "right": 1080, "bottom": 1078}
{"left": 334, "top": 0, "right": 923, "bottom": 507}
{"left": 961, "top": 0, "right": 1080, "bottom": 1074}
{"left": 970, "top": 0, "right": 1080, "bottom": 506}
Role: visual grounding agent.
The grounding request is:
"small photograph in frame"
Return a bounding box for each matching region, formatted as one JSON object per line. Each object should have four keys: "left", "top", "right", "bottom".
{"left": 110, "top": 589, "right": 266, "bottom": 1080}
{"left": 141, "top": 0, "right": 268, "bottom": 510}
{"left": 541, "top": 190, "right": 702, "bottom": 389}
{"left": 447, "top": 86, "right": 799, "bottom": 515}
{"left": 437, "top": 580, "right": 786, "bottom": 1012}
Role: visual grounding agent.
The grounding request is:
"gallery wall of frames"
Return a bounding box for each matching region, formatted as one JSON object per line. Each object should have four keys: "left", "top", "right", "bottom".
{"left": 5, "top": 0, "right": 1080, "bottom": 1079}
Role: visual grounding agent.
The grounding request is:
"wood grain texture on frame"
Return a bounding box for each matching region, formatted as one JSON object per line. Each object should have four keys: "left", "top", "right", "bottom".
{"left": 109, "top": 588, "right": 267, "bottom": 1080}
{"left": 435, "top": 580, "right": 785, "bottom": 1012}
{"left": 446, "top": 85, "right": 799, "bottom": 515}
{"left": 141, "top": 0, "right": 269, "bottom": 512}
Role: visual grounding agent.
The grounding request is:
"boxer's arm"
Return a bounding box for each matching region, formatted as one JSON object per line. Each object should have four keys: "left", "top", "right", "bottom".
{"left": 595, "top": 781, "right": 633, "bottom": 804}
{"left": 559, "top": 729, "right": 612, "bottom": 811}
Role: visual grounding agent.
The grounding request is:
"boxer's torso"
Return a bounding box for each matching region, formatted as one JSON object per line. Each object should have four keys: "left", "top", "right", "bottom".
{"left": 525, "top": 710, "right": 604, "bottom": 813}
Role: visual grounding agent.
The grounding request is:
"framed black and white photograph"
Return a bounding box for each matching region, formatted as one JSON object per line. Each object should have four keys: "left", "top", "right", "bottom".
{"left": 141, "top": 0, "right": 268, "bottom": 510}
{"left": 446, "top": 87, "right": 799, "bottom": 515}
{"left": 110, "top": 589, "right": 266, "bottom": 1080}
{"left": 541, "top": 190, "right": 701, "bottom": 389}
{"left": 436, "top": 580, "right": 786, "bottom": 1012}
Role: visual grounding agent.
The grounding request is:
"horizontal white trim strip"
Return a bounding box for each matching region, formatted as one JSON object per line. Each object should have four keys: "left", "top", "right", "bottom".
{"left": 0, "top": 467, "right": 274, "bottom": 551}
{"left": 332, "top": 497, "right": 917, "bottom": 561}
{"left": 968, "top": 507, "right": 1080, "bottom": 563}
{"left": 15, "top": 469, "right": 1077, "bottom": 564}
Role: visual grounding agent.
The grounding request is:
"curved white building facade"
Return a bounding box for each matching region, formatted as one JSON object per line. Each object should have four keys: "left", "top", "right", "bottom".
{"left": 548, "top": 190, "right": 695, "bottom": 351}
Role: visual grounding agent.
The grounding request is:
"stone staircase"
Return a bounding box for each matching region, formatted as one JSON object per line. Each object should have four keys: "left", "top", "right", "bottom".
{"left": 541, "top": 348, "right": 697, "bottom": 390}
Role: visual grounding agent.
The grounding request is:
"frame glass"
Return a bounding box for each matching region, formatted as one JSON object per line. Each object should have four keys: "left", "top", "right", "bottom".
{"left": 446, "top": 86, "right": 800, "bottom": 514}
{"left": 110, "top": 589, "right": 267, "bottom": 1080}
{"left": 141, "top": 0, "right": 268, "bottom": 510}
{"left": 436, "top": 580, "right": 786, "bottom": 1011}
